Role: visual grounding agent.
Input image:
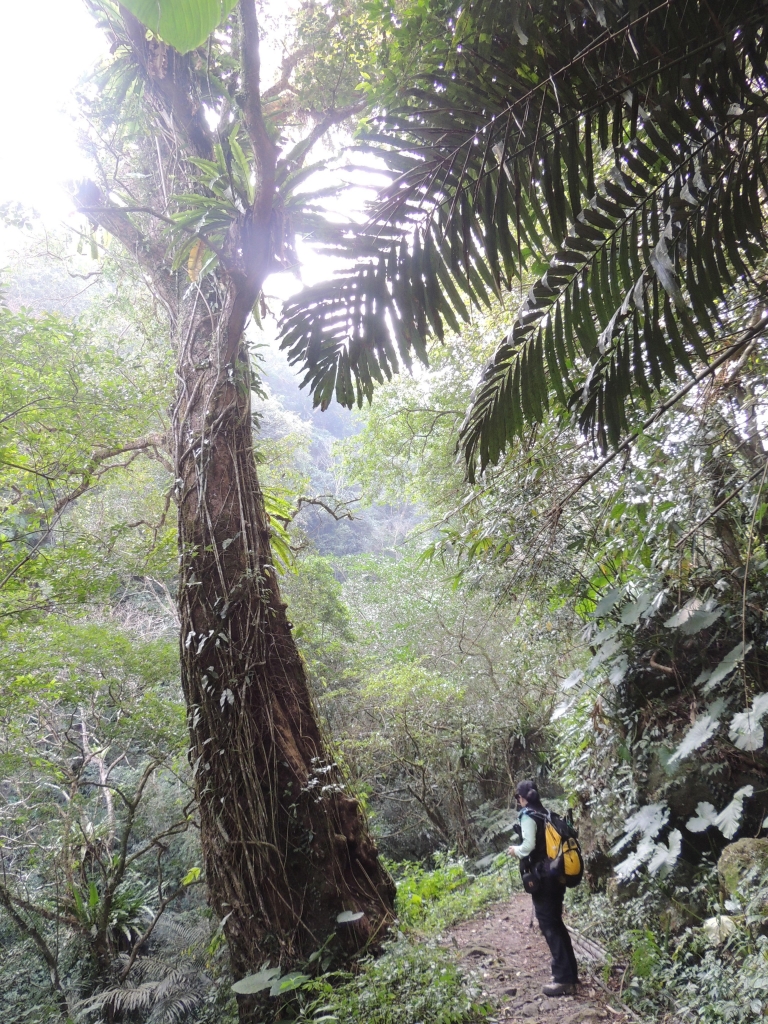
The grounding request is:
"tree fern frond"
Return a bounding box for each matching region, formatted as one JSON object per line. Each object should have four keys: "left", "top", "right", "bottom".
{"left": 78, "top": 981, "right": 158, "bottom": 1016}
{"left": 459, "top": 112, "right": 768, "bottom": 476}
{"left": 278, "top": 0, "right": 768, "bottom": 468}
{"left": 151, "top": 914, "right": 212, "bottom": 952}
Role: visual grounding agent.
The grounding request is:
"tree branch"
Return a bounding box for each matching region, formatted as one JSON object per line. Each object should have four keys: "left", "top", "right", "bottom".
{"left": 117, "top": 878, "right": 201, "bottom": 982}
{"left": 240, "top": 0, "right": 276, "bottom": 217}
{"left": 674, "top": 461, "right": 768, "bottom": 551}
{"left": 261, "top": 39, "right": 315, "bottom": 101}
{"left": 50, "top": 433, "right": 172, "bottom": 520}
{"left": 77, "top": 202, "right": 226, "bottom": 261}
{"left": 290, "top": 494, "right": 359, "bottom": 522}
{"left": 0, "top": 887, "right": 79, "bottom": 928}
{"left": 119, "top": 5, "right": 214, "bottom": 160}
{"left": 75, "top": 182, "right": 176, "bottom": 305}
{"left": 0, "top": 882, "right": 72, "bottom": 1021}
{"left": 0, "top": 429, "right": 173, "bottom": 595}
{"left": 282, "top": 100, "right": 367, "bottom": 171}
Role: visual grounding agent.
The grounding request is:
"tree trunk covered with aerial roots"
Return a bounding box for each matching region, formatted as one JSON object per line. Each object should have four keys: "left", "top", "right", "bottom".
{"left": 78, "top": 0, "right": 395, "bottom": 1006}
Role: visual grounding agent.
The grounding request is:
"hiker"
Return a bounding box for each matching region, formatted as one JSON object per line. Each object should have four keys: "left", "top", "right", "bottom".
{"left": 507, "top": 779, "right": 579, "bottom": 997}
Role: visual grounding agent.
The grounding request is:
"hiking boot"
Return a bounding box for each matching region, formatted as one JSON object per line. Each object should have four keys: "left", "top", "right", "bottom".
{"left": 542, "top": 982, "right": 577, "bottom": 997}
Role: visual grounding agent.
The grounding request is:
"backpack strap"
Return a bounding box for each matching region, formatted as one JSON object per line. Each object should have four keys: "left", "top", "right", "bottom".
{"left": 519, "top": 807, "right": 548, "bottom": 865}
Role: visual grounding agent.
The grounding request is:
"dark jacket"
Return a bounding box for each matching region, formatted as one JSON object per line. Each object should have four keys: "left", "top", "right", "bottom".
{"left": 518, "top": 806, "right": 548, "bottom": 876}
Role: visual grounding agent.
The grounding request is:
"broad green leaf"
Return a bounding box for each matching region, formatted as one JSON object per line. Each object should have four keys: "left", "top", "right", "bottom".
{"left": 615, "top": 836, "right": 657, "bottom": 879}
{"left": 610, "top": 803, "right": 668, "bottom": 855}
{"left": 270, "top": 972, "right": 311, "bottom": 996}
{"left": 587, "top": 635, "right": 622, "bottom": 670}
{"left": 729, "top": 693, "right": 768, "bottom": 751}
{"left": 121, "top": 0, "right": 237, "bottom": 54}
{"left": 667, "top": 715, "right": 719, "bottom": 764}
{"left": 591, "top": 624, "right": 619, "bottom": 646}
{"left": 232, "top": 967, "right": 281, "bottom": 995}
{"left": 608, "top": 655, "right": 628, "bottom": 686}
{"left": 686, "top": 802, "right": 719, "bottom": 833}
{"left": 561, "top": 669, "right": 584, "bottom": 691}
{"left": 551, "top": 698, "right": 575, "bottom": 721}
{"left": 663, "top": 596, "right": 722, "bottom": 635}
{"left": 593, "top": 587, "right": 622, "bottom": 617}
{"left": 336, "top": 910, "right": 365, "bottom": 923}
{"left": 619, "top": 589, "right": 657, "bottom": 624}
{"left": 647, "top": 829, "right": 681, "bottom": 877}
{"left": 697, "top": 641, "right": 752, "bottom": 694}
{"left": 714, "top": 785, "right": 753, "bottom": 839}
{"left": 182, "top": 866, "right": 201, "bottom": 885}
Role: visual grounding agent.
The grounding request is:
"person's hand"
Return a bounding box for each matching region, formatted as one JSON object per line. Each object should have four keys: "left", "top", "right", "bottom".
{"left": 507, "top": 844, "right": 518, "bottom": 857}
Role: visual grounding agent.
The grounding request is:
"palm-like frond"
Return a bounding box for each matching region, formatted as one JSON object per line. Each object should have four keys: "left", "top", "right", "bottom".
{"left": 77, "top": 974, "right": 210, "bottom": 1022}
{"left": 76, "top": 920, "right": 213, "bottom": 1022}
{"left": 279, "top": 0, "right": 768, "bottom": 477}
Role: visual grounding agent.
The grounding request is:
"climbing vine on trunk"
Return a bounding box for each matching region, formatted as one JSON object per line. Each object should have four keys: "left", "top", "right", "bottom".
{"left": 77, "top": 0, "right": 395, "bottom": 1008}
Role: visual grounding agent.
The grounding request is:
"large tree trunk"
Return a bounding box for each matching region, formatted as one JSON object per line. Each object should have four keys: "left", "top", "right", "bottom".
{"left": 172, "top": 279, "right": 395, "bottom": 991}
{"left": 77, "top": 7, "right": 395, "bottom": 1005}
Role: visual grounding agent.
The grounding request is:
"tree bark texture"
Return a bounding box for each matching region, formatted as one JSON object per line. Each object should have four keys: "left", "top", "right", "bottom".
{"left": 172, "top": 280, "right": 395, "bottom": 979}
{"left": 78, "top": 7, "right": 395, "bottom": 999}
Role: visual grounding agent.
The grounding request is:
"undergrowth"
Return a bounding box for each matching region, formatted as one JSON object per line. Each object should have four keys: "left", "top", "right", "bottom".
{"left": 567, "top": 868, "right": 768, "bottom": 1023}
{"left": 259, "top": 854, "right": 514, "bottom": 1024}
{"left": 294, "top": 939, "right": 492, "bottom": 1024}
{"left": 390, "top": 852, "right": 517, "bottom": 931}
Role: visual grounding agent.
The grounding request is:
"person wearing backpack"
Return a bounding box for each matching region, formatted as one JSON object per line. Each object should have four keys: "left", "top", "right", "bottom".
{"left": 507, "top": 780, "right": 579, "bottom": 997}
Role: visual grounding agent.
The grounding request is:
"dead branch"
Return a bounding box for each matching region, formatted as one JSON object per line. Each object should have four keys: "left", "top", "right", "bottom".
{"left": 649, "top": 653, "right": 675, "bottom": 676}
{"left": 291, "top": 494, "right": 359, "bottom": 522}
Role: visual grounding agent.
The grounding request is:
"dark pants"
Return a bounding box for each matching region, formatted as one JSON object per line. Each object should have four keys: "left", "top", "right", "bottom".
{"left": 532, "top": 877, "right": 578, "bottom": 984}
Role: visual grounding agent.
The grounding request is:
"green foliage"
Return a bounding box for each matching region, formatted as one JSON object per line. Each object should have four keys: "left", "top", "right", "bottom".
{"left": 0, "top": 938, "right": 63, "bottom": 1023}
{"left": 391, "top": 854, "right": 514, "bottom": 931}
{"left": 288, "top": 0, "right": 396, "bottom": 117}
{"left": 8, "top": 4, "right": 768, "bottom": 1018}
{"left": 281, "top": 554, "right": 358, "bottom": 696}
{"left": 119, "top": 0, "right": 237, "bottom": 54}
{"left": 280, "top": 0, "right": 768, "bottom": 477}
{"left": 337, "top": 314, "right": 498, "bottom": 515}
{"left": 577, "top": 888, "right": 768, "bottom": 1022}
{"left": 393, "top": 858, "right": 474, "bottom": 927}
{"left": 0, "top": 613, "right": 195, "bottom": 1020}
{"left": 287, "top": 858, "right": 511, "bottom": 1023}
{"left": 667, "top": 935, "right": 768, "bottom": 1023}
{"left": 553, "top": 556, "right": 768, "bottom": 876}
{"left": 335, "top": 552, "right": 563, "bottom": 855}
{"left": 210, "top": 859, "right": 509, "bottom": 1024}
{"left": 628, "top": 928, "right": 665, "bottom": 980}
{"left": 0, "top": 302, "right": 173, "bottom": 615}
{"left": 81, "top": 0, "right": 391, "bottom": 305}
{"left": 297, "top": 939, "right": 492, "bottom": 1024}
{"left": 77, "top": 918, "right": 219, "bottom": 1023}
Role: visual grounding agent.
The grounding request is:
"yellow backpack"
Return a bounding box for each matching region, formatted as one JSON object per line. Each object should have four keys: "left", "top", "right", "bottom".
{"left": 543, "top": 811, "right": 584, "bottom": 888}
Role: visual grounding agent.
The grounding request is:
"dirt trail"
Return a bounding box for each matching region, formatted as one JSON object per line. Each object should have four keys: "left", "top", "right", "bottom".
{"left": 442, "top": 893, "right": 636, "bottom": 1024}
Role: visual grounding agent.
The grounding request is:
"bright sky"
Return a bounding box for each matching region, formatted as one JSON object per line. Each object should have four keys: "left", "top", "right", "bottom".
{"left": 0, "top": 0, "right": 106, "bottom": 223}
{"left": 0, "top": 1, "right": 375, "bottom": 293}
